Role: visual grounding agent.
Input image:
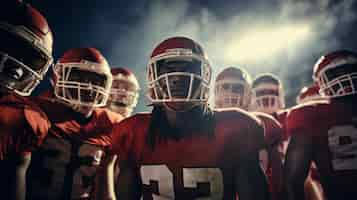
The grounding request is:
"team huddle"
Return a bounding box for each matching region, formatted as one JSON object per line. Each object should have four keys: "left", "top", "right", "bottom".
{"left": 0, "top": 1, "right": 356, "bottom": 200}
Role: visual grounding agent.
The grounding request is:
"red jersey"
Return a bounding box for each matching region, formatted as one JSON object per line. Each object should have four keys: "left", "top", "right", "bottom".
{"left": 253, "top": 111, "right": 283, "bottom": 199}
{"left": 253, "top": 111, "right": 283, "bottom": 148}
{"left": 27, "top": 96, "right": 123, "bottom": 200}
{"left": 273, "top": 109, "right": 290, "bottom": 164}
{"left": 286, "top": 99, "right": 357, "bottom": 199}
{"left": 273, "top": 109, "right": 289, "bottom": 140}
{"left": 0, "top": 94, "right": 50, "bottom": 198}
{"left": 0, "top": 94, "right": 49, "bottom": 160}
{"left": 110, "top": 108, "right": 265, "bottom": 200}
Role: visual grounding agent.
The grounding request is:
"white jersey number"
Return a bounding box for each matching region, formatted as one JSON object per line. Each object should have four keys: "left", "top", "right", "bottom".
{"left": 140, "top": 165, "right": 223, "bottom": 200}
{"left": 328, "top": 125, "right": 357, "bottom": 171}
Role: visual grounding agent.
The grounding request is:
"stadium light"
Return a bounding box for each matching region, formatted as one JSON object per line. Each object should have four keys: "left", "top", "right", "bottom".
{"left": 224, "top": 23, "right": 312, "bottom": 63}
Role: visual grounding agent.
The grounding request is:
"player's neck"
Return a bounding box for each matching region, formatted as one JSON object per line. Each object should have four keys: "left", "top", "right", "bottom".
{"left": 164, "top": 105, "right": 206, "bottom": 132}
{"left": 72, "top": 110, "right": 93, "bottom": 125}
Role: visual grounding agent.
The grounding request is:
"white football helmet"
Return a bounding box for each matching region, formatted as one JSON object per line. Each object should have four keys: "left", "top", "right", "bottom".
{"left": 214, "top": 67, "right": 252, "bottom": 109}
{"left": 251, "top": 73, "right": 285, "bottom": 114}
{"left": 147, "top": 36, "right": 212, "bottom": 105}
{"left": 313, "top": 50, "right": 357, "bottom": 98}
{"left": 107, "top": 67, "right": 140, "bottom": 117}
{"left": 53, "top": 48, "right": 112, "bottom": 114}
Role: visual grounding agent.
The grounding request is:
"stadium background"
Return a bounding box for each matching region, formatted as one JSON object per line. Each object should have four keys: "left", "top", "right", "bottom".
{"left": 28, "top": 0, "right": 357, "bottom": 112}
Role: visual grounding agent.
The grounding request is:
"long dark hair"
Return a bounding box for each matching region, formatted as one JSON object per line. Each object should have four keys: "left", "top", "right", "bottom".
{"left": 146, "top": 104, "right": 215, "bottom": 149}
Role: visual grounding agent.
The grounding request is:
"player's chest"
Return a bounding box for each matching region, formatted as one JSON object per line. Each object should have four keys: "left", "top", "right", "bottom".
{"left": 34, "top": 135, "right": 105, "bottom": 164}
{"left": 28, "top": 135, "right": 105, "bottom": 199}
{"left": 134, "top": 135, "right": 238, "bottom": 200}
{"left": 136, "top": 134, "right": 237, "bottom": 166}
{"left": 138, "top": 164, "right": 234, "bottom": 200}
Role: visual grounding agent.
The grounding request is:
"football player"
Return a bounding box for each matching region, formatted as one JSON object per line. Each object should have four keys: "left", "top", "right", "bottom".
{"left": 215, "top": 67, "right": 283, "bottom": 200}
{"left": 106, "top": 67, "right": 140, "bottom": 117}
{"left": 251, "top": 74, "right": 288, "bottom": 160}
{"left": 0, "top": 1, "right": 53, "bottom": 199}
{"left": 26, "top": 48, "right": 123, "bottom": 200}
{"left": 96, "top": 36, "right": 269, "bottom": 200}
{"left": 284, "top": 50, "right": 357, "bottom": 200}
{"left": 294, "top": 84, "right": 326, "bottom": 200}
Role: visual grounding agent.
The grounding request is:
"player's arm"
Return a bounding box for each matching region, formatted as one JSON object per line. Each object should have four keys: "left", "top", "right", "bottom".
{"left": 95, "top": 119, "right": 140, "bottom": 200}
{"left": 114, "top": 160, "right": 141, "bottom": 200}
{"left": 236, "top": 149, "right": 270, "bottom": 200}
{"left": 283, "top": 130, "right": 313, "bottom": 200}
{"left": 11, "top": 153, "right": 31, "bottom": 200}
{"left": 95, "top": 154, "right": 118, "bottom": 200}
{"left": 95, "top": 155, "right": 140, "bottom": 200}
{"left": 268, "top": 140, "right": 284, "bottom": 199}
{"left": 235, "top": 122, "right": 270, "bottom": 200}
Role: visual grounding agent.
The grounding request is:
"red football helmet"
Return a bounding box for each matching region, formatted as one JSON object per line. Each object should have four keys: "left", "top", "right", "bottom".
{"left": 0, "top": 1, "right": 53, "bottom": 96}
{"left": 147, "top": 36, "right": 211, "bottom": 105}
{"left": 53, "top": 48, "right": 112, "bottom": 113}
{"left": 313, "top": 50, "right": 357, "bottom": 97}
{"left": 296, "top": 84, "right": 325, "bottom": 104}
{"left": 107, "top": 67, "right": 140, "bottom": 117}
{"left": 251, "top": 73, "right": 285, "bottom": 114}
{"left": 214, "top": 67, "right": 252, "bottom": 109}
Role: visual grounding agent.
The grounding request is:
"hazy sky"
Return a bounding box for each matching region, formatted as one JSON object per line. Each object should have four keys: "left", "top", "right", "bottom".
{"left": 29, "top": 0, "right": 357, "bottom": 112}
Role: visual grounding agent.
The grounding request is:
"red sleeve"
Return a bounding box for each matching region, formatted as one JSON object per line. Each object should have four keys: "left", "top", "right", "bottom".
{"left": 109, "top": 118, "right": 134, "bottom": 162}
{"left": 286, "top": 104, "right": 318, "bottom": 136}
{"left": 286, "top": 101, "right": 331, "bottom": 140}
{"left": 0, "top": 105, "right": 49, "bottom": 160}
{"left": 215, "top": 108, "right": 265, "bottom": 158}
{"left": 243, "top": 112, "right": 266, "bottom": 156}
{"left": 249, "top": 119, "right": 266, "bottom": 154}
{"left": 274, "top": 109, "right": 289, "bottom": 140}
{"left": 23, "top": 106, "right": 50, "bottom": 150}
{"left": 255, "top": 112, "right": 283, "bottom": 147}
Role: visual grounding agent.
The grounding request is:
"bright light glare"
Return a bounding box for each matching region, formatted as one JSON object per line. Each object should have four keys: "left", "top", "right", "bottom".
{"left": 225, "top": 24, "right": 312, "bottom": 63}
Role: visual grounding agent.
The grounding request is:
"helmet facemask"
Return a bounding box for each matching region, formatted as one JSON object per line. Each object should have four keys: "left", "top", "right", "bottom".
{"left": 0, "top": 23, "right": 53, "bottom": 96}
{"left": 147, "top": 48, "right": 211, "bottom": 107}
{"left": 251, "top": 84, "right": 284, "bottom": 114}
{"left": 53, "top": 61, "right": 112, "bottom": 115}
{"left": 215, "top": 79, "right": 251, "bottom": 109}
{"left": 317, "top": 63, "right": 357, "bottom": 98}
